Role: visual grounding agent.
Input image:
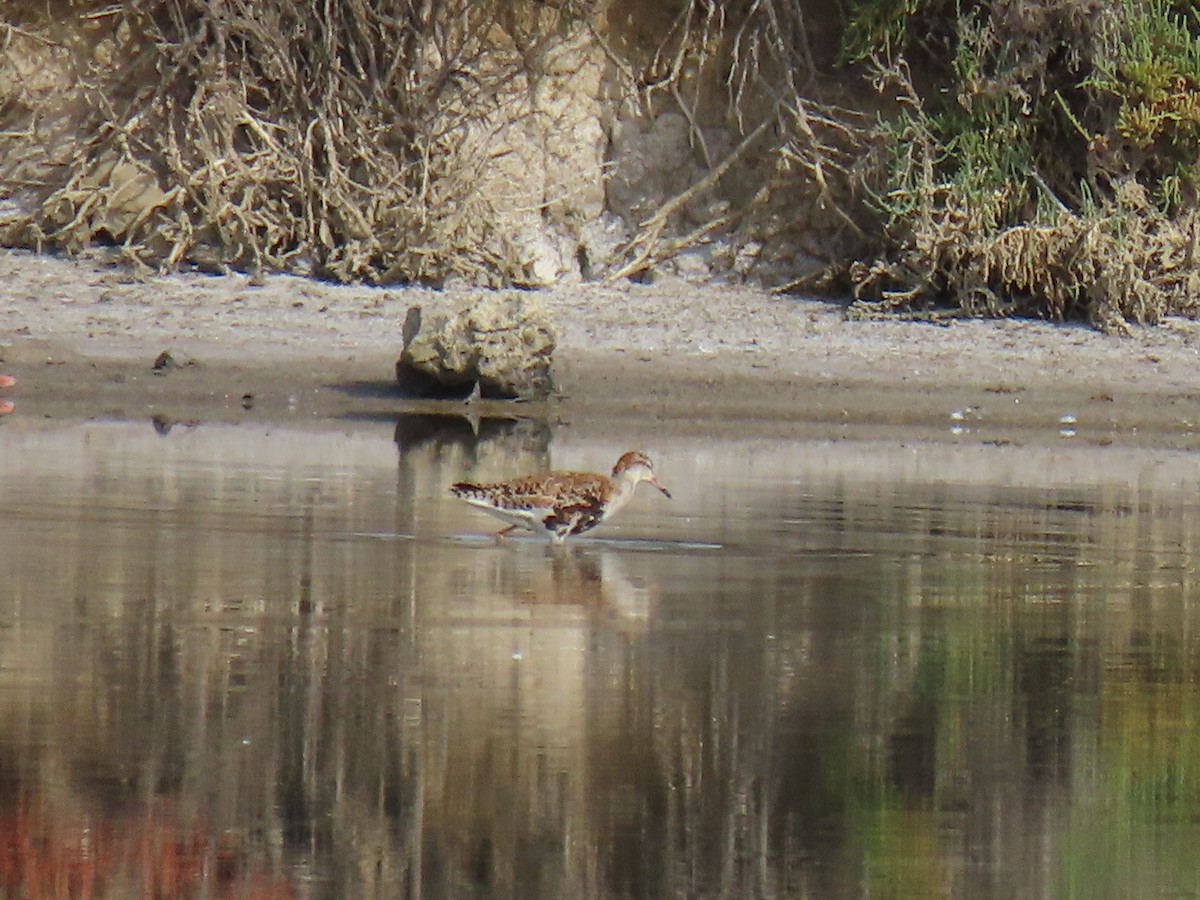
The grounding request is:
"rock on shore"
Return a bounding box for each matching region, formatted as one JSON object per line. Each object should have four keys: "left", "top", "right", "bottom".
{"left": 395, "top": 291, "right": 556, "bottom": 400}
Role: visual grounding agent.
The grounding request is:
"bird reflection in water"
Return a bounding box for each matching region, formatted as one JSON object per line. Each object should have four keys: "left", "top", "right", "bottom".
{"left": 537, "top": 547, "right": 656, "bottom": 630}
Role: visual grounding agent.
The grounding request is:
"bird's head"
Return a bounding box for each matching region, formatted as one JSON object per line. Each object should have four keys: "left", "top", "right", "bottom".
{"left": 612, "top": 451, "right": 671, "bottom": 498}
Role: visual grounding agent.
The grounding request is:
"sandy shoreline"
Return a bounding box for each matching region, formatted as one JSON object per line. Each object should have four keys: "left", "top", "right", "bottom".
{"left": 3, "top": 248, "right": 1200, "bottom": 451}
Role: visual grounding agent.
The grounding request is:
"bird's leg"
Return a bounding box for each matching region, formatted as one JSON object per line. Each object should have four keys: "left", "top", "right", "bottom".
{"left": 494, "top": 524, "right": 519, "bottom": 542}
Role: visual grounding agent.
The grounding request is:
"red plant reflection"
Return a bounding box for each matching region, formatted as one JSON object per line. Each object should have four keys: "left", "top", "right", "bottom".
{"left": 0, "top": 798, "right": 294, "bottom": 900}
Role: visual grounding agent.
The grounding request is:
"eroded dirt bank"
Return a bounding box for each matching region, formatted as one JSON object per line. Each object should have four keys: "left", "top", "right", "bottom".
{"left": 3, "top": 249, "right": 1200, "bottom": 451}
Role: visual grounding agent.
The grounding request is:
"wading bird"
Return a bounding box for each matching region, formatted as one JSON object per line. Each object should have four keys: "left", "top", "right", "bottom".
{"left": 451, "top": 451, "right": 671, "bottom": 543}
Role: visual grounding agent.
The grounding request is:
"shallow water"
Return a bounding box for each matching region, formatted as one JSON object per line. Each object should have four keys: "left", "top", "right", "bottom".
{"left": 2, "top": 417, "right": 1200, "bottom": 899}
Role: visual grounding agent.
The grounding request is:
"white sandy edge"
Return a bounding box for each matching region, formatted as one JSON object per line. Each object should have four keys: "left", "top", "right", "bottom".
{"left": 4, "top": 247, "right": 1200, "bottom": 394}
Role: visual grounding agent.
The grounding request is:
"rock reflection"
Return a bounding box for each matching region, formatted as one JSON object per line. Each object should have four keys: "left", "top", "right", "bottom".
{"left": 393, "top": 411, "right": 551, "bottom": 543}
{"left": 392, "top": 412, "right": 551, "bottom": 457}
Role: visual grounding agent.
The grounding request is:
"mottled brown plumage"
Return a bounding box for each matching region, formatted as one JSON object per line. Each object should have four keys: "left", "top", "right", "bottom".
{"left": 451, "top": 451, "right": 671, "bottom": 543}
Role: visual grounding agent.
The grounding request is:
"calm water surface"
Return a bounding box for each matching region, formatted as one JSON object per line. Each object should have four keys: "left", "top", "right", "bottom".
{"left": 2, "top": 417, "right": 1200, "bottom": 899}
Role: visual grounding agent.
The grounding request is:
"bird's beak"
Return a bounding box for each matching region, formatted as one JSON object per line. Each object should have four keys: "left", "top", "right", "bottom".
{"left": 651, "top": 477, "right": 671, "bottom": 499}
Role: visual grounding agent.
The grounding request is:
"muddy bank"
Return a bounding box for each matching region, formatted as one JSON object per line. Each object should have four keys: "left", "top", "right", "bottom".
{"left": 3, "top": 249, "right": 1200, "bottom": 450}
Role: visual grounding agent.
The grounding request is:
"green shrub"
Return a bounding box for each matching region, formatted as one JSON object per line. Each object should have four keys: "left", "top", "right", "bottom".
{"left": 846, "top": 0, "right": 1200, "bottom": 327}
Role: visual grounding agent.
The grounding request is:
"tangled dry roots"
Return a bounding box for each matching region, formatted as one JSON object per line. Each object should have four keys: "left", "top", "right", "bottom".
{"left": 0, "top": 0, "right": 876, "bottom": 288}
{"left": 3, "top": 0, "right": 611, "bottom": 283}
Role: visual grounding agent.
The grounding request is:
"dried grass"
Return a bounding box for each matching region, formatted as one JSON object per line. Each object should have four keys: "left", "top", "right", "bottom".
{"left": 1, "top": 0, "right": 605, "bottom": 283}
{"left": 601, "top": 0, "right": 876, "bottom": 283}
{"left": 7, "top": 0, "right": 1192, "bottom": 332}
{"left": 851, "top": 181, "right": 1200, "bottom": 332}
{"left": 0, "top": 0, "right": 876, "bottom": 287}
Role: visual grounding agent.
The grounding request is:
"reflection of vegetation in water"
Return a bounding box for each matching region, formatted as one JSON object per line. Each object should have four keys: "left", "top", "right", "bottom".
{"left": 862, "top": 807, "right": 949, "bottom": 899}
{"left": 11, "top": 437, "right": 1200, "bottom": 896}
{"left": 1060, "top": 663, "right": 1200, "bottom": 897}
{"left": 802, "top": 485, "right": 1200, "bottom": 897}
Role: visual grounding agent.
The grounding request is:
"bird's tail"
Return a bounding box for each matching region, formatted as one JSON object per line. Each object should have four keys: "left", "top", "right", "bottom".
{"left": 450, "top": 482, "right": 485, "bottom": 498}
